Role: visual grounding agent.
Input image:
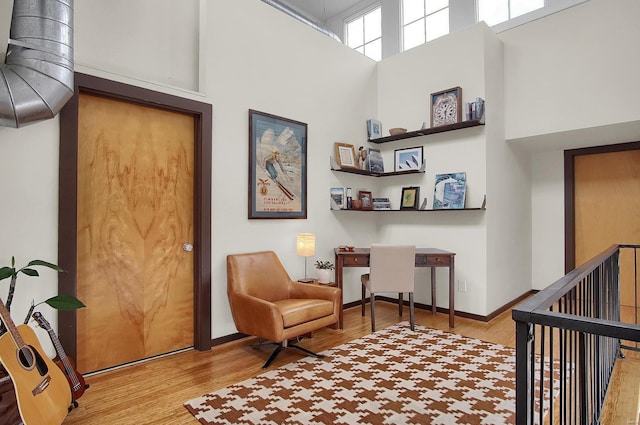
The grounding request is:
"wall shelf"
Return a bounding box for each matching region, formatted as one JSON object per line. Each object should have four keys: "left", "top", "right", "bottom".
{"left": 331, "top": 207, "right": 486, "bottom": 212}
{"left": 368, "top": 119, "right": 484, "bottom": 144}
{"left": 330, "top": 119, "right": 486, "bottom": 213}
{"left": 331, "top": 167, "right": 424, "bottom": 177}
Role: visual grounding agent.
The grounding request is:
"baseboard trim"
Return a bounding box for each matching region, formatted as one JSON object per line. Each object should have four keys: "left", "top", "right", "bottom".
{"left": 345, "top": 290, "right": 538, "bottom": 323}
{"left": 211, "top": 291, "right": 537, "bottom": 347}
{"left": 212, "top": 332, "right": 249, "bottom": 347}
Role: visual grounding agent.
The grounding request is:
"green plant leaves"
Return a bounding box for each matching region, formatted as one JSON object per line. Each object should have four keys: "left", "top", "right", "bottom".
{"left": 0, "top": 259, "right": 65, "bottom": 283}
{"left": 44, "top": 295, "right": 86, "bottom": 311}
{"left": 27, "top": 260, "right": 64, "bottom": 272}
{"left": 0, "top": 267, "right": 14, "bottom": 281}
{"left": 20, "top": 268, "right": 39, "bottom": 277}
{"left": 314, "top": 260, "right": 335, "bottom": 270}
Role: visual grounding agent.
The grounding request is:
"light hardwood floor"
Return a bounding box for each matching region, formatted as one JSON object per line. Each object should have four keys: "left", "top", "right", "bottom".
{"left": 61, "top": 302, "right": 638, "bottom": 425}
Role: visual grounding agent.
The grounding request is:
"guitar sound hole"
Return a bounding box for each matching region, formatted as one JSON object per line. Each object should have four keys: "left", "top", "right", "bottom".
{"left": 32, "top": 346, "right": 49, "bottom": 376}
{"left": 18, "top": 346, "right": 35, "bottom": 369}
{"left": 17, "top": 346, "right": 49, "bottom": 376}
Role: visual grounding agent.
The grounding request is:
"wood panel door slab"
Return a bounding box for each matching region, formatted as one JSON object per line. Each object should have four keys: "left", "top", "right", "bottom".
{"left": 567, "top": 143, "right": 640, "bottom": 308}
{"left": 76, "top": 94, "right": 195, "bottom": 372}
{"left": 59, "top": 73, "right": 212, "bottom": 373}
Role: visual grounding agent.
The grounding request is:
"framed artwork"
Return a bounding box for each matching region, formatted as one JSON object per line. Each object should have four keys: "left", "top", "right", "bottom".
{"left": 394, "top": 146, "right": 424, "bottom": 171}
{"left": 249, "top": 109, "right": 307, "bottom": 219}
{"left": 335, "top": 142, "right": 358, "bottom": 169}
{"left": 400, "top": 186, "right": 420, "bottom": 210}
{"left": 359, "top": 190, "right": 373, "bottom": 210}
{"left": 433, "top": 172, "right": 467, "bottom": 209}
{"left": 430, "top": 86, "right": 462, "bottom": 127}
{"left": 367, "top": 118, "right": 382, "bottom": 140}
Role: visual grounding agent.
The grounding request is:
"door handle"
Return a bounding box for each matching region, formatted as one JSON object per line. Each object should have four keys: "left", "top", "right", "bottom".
{"left": 183, "top": 243, "right": 194, "bottom": 252}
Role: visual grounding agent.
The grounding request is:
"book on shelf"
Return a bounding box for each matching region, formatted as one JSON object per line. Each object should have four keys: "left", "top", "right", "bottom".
{"left": 368, "top": 148, "right": 384, "bottom": 173}
{"left": 465, "top": 98, "right": 485, "bottom": 122}
{"left": 433, "top": 172, "right": 466, "bottom": 209}
{"left": 372, "top": 197, "right": 391, "bottom": 210}
{"left": 330, "top": 187, "right": 345, "bottom": 210}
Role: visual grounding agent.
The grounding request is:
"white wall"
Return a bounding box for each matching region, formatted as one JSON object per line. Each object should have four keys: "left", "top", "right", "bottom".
{"left": 207, "top": 2, "right": 379, "bottom": 335}
{"left": 0, "top": 122, "right": 60, "bottom": 334}
{"left": 373, "top": 23, "right": 492, "bottom": 315}
{"left": 0, "top": 1, "right": 378, "bottom": 341}
{"left": 530, "top": 151, "right": 565, "bottom": 290}
{"left": 1, "top": 0, "right": 639, "bottom": 343}
{"left": 502, "top": 0, "right": 640, "bottom": 141}
{"left": 499, "top": 0, "right": 640, "bottom": 290}
{"left": 74, "top": 0, "right": 201, "bottom": 92}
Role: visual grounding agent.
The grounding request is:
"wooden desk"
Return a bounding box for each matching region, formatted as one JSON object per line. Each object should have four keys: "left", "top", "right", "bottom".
{"left": 334, "top": 247, "right": 456, "bottom": 329}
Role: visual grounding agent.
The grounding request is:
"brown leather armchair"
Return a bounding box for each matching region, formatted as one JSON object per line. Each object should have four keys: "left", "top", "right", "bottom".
{"left": 227, "top": 251, "right": 341, "bottom": 368}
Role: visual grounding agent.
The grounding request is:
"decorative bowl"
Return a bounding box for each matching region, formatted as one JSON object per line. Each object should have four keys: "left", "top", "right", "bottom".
{"left": 389, "top": 127, "right": 407, "bottom": 135}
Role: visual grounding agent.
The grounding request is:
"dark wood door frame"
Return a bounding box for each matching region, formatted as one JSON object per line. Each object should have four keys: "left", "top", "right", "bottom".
{"left": 564, "top": 140, "right": 640, "bottom": 273}
{"left": 58, "top": 73, "right": 212, "bottom": 356}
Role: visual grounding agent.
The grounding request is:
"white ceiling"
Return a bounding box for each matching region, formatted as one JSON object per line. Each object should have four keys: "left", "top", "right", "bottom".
{"left": 283, "top": 0, "right": 363, "bottom": 22}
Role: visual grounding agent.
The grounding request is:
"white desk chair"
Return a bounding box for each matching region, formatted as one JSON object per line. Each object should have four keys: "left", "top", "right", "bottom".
{"left": 360, "top": 244, "right": 416, "bottom": 332}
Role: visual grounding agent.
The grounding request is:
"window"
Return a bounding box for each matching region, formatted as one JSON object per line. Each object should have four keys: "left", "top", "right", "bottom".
{"left": 346, "top": 6, "right": 382, "bottom": 61}
{"left": 402, "top": 0, "right": 449, "bottom": 51}
{"left": 478, "top": 0, "right": 544, "bottom": 27}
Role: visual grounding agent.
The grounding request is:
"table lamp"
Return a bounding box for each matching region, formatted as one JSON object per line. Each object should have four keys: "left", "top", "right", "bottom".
{"left": 296, "top": 233, "right": 315, "bottom": 283}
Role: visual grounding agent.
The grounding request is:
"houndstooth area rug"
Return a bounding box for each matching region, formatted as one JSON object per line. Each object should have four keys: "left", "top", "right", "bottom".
{"left": 184, "top": 323, "right": 555, "bottom": 425}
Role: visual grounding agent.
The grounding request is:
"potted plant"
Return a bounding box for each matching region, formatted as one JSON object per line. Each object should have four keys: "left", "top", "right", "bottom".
{"left": 0, "top": 257, "right": 85, "bottom": 335}
{"left": 314, "top": 260, "right": 334, "bottom": 284}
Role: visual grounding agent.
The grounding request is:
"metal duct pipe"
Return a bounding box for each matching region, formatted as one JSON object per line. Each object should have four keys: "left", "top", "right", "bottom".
{"left": 261, "top": 0, "right": 342, "bottom": 42}
{"left": 0, "top": 0, "right": 74, "bottom": 128}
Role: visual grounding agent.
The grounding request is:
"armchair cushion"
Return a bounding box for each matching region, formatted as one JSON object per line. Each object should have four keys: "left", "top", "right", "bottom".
{"left": 227, "top": 251, "right": 341, "bottom": 343}
{"left": 274, "top": 299, "right": 335, "bottom": 328}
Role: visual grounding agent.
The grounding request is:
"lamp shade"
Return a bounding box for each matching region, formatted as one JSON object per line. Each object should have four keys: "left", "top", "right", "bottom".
{"left": 296, "top": 233, "right": 315, "bottom": 256}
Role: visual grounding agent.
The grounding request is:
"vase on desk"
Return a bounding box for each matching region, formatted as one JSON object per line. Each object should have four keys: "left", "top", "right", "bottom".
{"left": 316, "top": 268, "right": 333, "bottom": 284}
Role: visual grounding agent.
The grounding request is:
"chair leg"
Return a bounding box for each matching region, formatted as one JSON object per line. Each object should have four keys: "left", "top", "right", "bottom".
{"left": 289, "top": 343, "right": 325, "bottom": 359}
{"left": 409, "top": 292, "right": 415, "bottom": 331}
{"left": 370, "top": 292, "right": 376, "bottom": 332}
{"left": 361, "top": 284, "right": 366, "bottom": 316}
{"left": 262, "top": 343, "right": 285, "bottom": 369}
{"left": 398, "top": 292, "right": 403, "bottom": 316}
{"left": 261, "top": 339, "right": 325, "bottom": 369}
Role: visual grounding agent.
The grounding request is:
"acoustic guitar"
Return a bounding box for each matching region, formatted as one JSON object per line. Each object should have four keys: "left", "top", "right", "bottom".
{"left": 0, "top": 299, "right": 70, "bottom": 425}
{"left": 32, "top": 311, "right": 89, "bottom": 405}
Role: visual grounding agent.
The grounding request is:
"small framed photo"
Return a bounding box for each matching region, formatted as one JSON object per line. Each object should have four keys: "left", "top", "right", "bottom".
{"left": 359, "top": 191, "right": 373, "bottom": 210}
{"left": 430, "top": 86, "right": 462, "bottom": 127}
{"left": 330, "top": 187, "right": 345, "bottom": 210}
{"left": 394, "top": 146, "right": 424, "bottom": 172}
{"left": 367, "top": 118, "right": 382, "bottom": 140}
{"left": 334, "top": 142, "right": 358, "bottom": 169}
{"left": 400, "top": 186, "right": 420, "bottom": 210}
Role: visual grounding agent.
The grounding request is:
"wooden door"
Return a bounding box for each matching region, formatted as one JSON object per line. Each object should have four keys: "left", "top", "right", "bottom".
{"left": 574, "top": 148, "right": 640, "bottom": 308}
{"left": 75, "top": 93, "right": 195, "bottom": 373}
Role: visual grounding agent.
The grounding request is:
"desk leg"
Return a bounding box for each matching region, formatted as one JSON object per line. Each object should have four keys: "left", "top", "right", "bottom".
{"left": 449, "top": 257, "right": 455, "bottom": 328}
{"left": 335, "top": 252, "right": 344, "bottom": 329}
{"left": 430, "top": 267, "right": 436, "bottom": 315}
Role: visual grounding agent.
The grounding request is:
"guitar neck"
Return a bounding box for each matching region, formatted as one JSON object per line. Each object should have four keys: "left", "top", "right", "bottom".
{"left": 0, "top": 298, "right": 26, "bottom": 350}
{"left": 45, "top": 328, "right": 70, "bottom": 362}
{"left": 33, "top": 313, "right": 82, "bottom": 390}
